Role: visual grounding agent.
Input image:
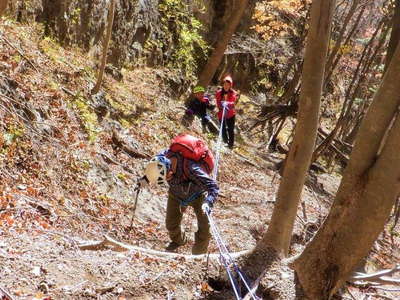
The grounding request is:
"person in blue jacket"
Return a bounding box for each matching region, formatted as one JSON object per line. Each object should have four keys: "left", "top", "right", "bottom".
{"left": 186, "top": 86, "right": 218, "bottom": 133}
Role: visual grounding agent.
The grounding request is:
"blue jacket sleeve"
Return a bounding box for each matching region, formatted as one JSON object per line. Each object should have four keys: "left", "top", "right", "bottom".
{"left": 186, "top": 161, "right": 219, "bottom": 205}
{"left": 187, "top": 99, "right": 197, "bottom": 112}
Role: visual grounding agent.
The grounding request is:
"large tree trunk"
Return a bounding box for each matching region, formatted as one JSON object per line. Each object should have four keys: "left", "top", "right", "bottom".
{"left": 91, "top": 0, "right": 116, "bottom": 94}
{"left": 0, "top": 0, "right": 8, "bottom": 16}
{"left": 258, "top": 0, "right": 336, "bottom": 257}
{"left": 385, "top": 0, "right": 400, "bottom": 72}
{"left": 197, "top": 0, "right": 249, "bottom": 87}
{"left": 294, "top": 43, "right": 400, "bottom": 300}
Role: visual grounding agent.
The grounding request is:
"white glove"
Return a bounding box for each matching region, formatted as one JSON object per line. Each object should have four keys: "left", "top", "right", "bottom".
{"left": 221, "top": 101, "right": 229, "bottom": 109}
{"left": 202, "top": 202, "right": 211, "bottom": 214}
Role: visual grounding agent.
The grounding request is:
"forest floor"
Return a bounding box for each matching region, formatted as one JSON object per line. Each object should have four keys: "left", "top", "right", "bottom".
{"left": 0, "top": 20, "right": 399, "bottom": 300}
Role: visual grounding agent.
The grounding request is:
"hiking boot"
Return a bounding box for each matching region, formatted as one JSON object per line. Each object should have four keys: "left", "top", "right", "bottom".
{"left": 165, "top": 241, "right": 185, "bottom": 252}
{"left": 192, "top": 244, "right": 208, "bottom": 255}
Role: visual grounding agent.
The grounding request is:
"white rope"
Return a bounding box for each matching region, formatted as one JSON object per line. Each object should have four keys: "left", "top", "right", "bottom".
{"left": 206, "top": 209, "right": 241, "bottom": 300}
{"left": 212, "top": 105, "right": 227, "bottom": 180}
{"left": 206, "top": 210, "right": 258, "bottom": 300}
{"left": 207, "top": 105, "right": 258, "bottom": 300}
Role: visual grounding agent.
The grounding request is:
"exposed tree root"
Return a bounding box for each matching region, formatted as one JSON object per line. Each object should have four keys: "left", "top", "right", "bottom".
{"left": 233, "top": 247, "right": 298, "bottom": 299}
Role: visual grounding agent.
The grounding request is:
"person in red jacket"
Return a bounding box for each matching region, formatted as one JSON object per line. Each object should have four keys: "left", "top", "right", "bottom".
{"left": 215, "top": 75, "right": 238, "bottom": 149}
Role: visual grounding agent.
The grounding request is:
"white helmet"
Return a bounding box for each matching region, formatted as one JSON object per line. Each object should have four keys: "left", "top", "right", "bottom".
{"left": 144, "top": 155, "right": 171, "bottom": 186}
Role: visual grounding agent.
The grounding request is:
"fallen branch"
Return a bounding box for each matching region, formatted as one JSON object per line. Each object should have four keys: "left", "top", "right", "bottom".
{"left": 350, "top": 265, "right": 400, "bottom": 288}
{"left": 97, "top": 150, "right": 136, "bottom": 174}
{"left": 318, "top": 127, "right": 353, "bottom": 150}
{"left": 351, "top": 265, "right": 400, "bottom": 281}
{"left": 361, "top": 276, "right": 400, "bottom": 285}
{"left": 61, "top": 87, "right": 97, "bottom": 110}
{"left": 0, "top": 35, "right": 38, "bottom": 72}
{"left": 327, "top": 142, "right": 349, "bottom": 163}
{"left": 143, "top": 269, "right": 168, "bottom": 286}
{"left": 365, "top": 293, "right": 395, "bottom": 300}
{"left": 112, "top": 129, "right": 151, "bottom": 159}
{"left": 346, "top": 286, "right": 357, "bottom": 300}
{"left": 57, "top": 280, "right": 88, "bottom": 293}
{"left": 233, "top": 151, "right": 260, "bottom": 169}
{"left": 373, "top": 287, "right": 400, "bottom": 292}
{"left": 351, "top": 281, "right": 381, "bottom": 287}
{"left": 0, "top": 248, "right": 9, "bottom": 258}
{"left": 0, "top": 286, "right": 15, "bottom": 300}
{"left": 13, "top": 194, "right": 53, "bottom": 216}
{"left": 79, "top": 235, "right": 250, "bottom": 260}
{"left": 61, "top": 87, "right": 77, "bottom": 97}
{"left": 317, "top": 131, "right": 349, "bottom": 163}
{"left": 35, "top": 229, "right": 79, "bottom": 247}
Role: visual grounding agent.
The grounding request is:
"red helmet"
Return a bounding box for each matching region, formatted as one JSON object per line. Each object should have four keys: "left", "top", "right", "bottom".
{"left": 223, "top": 75, "right": 233, "bottom": 85}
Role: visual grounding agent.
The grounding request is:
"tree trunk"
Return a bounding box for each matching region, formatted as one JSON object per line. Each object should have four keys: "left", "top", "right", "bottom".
{"left": 294, "top": 43, "right": 400, "bottom": 300}
{"left": 324, "top": 0, "right": 359, "bottom": 82}
{"left": 338, "top": 20, "right": 389, "bottom": 140}
{"left": 197, "top": 0, "right": 249, "bottom": 87}
{"left": 258, "top": 0, "right": 336, "bottom": 257}
{"left": 0, "top": 0, "right": 8, "bottom": 16}
{"left": 315, "top": 18, "right": 389, "bottom": 162}
{"left": 91, "top": 0, "right": 116, "bottom": 94}
{"left": 325, "top": 4, "right": 366, "bottom": 87}
{"left": 280, "top": 62, "right": 302, "bottom": 104}
{"left": 385, "top": 0, "right": 400, "bottom": 72}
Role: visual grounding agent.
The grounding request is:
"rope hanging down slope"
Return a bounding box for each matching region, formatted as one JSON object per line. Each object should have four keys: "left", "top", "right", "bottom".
{"left": 208, "top": 104, "right": 258, "bottom": 300}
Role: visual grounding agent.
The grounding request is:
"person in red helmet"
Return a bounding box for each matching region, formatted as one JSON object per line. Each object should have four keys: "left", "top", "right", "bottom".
{"left": 215, "top": 75, "right": 238, "bottom": 149}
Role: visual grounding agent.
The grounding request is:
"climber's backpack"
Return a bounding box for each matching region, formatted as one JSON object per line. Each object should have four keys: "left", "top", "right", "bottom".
{"left": 167, "top": 134, "right": 214, "bottom": 179}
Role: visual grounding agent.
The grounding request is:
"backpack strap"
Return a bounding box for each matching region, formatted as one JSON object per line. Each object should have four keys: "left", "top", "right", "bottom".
{"left": 166, "top": 151, "right": 190, "bottom": 181}
{"left": 167, "top": 151, "right": 210, "bottom": 182}
{"left": 182, "top": 158, "right": 191, "bottom": 181}
{"left": 183, "top": 156, "right": 212, "bottom": 180}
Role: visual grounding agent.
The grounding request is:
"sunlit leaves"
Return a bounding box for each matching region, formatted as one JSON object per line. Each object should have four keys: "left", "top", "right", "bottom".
{"left": 253, "top": 0, "right": 309, "bottom": 40}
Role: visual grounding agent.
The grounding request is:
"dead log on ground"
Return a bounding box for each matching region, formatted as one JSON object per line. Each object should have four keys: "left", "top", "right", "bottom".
{"left": 79, "top": 235, "right": 250, "bottom": 260}
{"left": 349, "top": 265, "right": 400, "bottom": 286}
{"left": 112, "top": 128, "right": 151, "bottom": 159}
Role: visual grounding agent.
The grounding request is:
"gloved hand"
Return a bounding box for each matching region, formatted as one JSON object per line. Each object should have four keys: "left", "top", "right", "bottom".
{"left": 221, "top": 101, "right": 229, "bottom": 109}
{"left": 186, "top": 109, "right": 194, "bottom": 115}
{"left": 202, "top": 202, "right": 211, "bottom": 214}
{"left": 202, "top": 197, "right": 213, "bottom": 214}
{"left": 203, "top": 115, "right": 211, "bottom": 122}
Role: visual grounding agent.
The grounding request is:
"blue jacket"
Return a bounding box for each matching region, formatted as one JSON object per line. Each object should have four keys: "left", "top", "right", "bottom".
{"left": 159, "top": 150, "right": 219, "bottom": 206}
{"left": 186, "top": 96, "right": 215, "bottom": 118}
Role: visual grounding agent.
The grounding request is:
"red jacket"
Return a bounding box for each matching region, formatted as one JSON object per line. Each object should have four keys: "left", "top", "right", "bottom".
{"left": 216, "top": 89, "right": 237, "bottom": 120}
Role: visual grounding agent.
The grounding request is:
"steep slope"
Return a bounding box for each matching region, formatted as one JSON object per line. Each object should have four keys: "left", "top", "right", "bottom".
{"left": 0, "top": 19, "right": 315, "bottom": 299}
{"left": 0, "top": 19, "right": 398, "bottom": 300}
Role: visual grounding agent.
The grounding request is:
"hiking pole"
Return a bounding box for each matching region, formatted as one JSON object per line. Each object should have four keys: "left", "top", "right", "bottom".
{"left": 129, "top": 182, "right": 141, "bottom": 230}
